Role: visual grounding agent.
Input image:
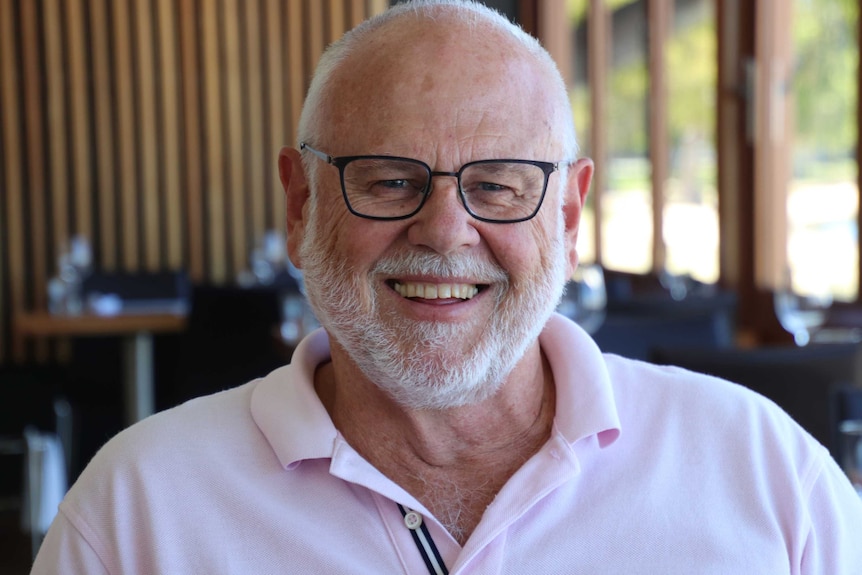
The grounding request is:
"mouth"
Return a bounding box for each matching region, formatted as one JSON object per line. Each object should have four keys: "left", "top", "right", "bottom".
{"left": 389, "top": 280, "right": 483, "bottom": 300}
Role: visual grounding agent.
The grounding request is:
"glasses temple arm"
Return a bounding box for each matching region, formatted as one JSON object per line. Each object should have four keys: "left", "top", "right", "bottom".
{"left": 299, "top": 142, "right": 334, "bottom": 165}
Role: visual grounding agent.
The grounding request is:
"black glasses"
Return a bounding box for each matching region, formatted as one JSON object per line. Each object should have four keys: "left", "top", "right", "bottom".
{"left": 300, "top": 142, "right": 563, "bottom": 224}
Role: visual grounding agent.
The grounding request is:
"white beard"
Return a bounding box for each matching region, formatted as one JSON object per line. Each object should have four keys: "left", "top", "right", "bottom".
{"left": 299, "top": 207, "right": 568, "bottom": 410}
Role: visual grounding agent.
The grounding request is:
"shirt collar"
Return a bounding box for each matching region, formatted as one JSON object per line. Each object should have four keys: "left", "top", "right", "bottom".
{"left": 252, "top": 314, "right": 621, "bottom": 469}
{"left": 540, "top": 313, "right": 621, "bottom": 448}
{"left": 250, "top": 328, "right": 338, "bottom": 469}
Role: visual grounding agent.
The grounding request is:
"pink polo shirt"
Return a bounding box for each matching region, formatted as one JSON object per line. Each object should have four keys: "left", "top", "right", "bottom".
{"left": 32, "top": 314, "right": 862, "bottom": 574}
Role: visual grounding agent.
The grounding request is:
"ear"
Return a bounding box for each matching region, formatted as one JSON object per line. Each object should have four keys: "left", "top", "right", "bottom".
{"left": 278, "top": 146, "right": 310, "bottom": 269}
{"left": 561, "top": 157, "right": 594, "bottom": 278}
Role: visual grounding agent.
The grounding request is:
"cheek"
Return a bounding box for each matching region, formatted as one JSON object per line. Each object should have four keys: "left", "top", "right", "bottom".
{"left": 310, "top": 187, "right": 362, "bottom": 248}
{"left": 306, "top": 196, "right": 403, "bottom": 275}
{"left": 496, "top": 216, "right": 561, "bottom": 277}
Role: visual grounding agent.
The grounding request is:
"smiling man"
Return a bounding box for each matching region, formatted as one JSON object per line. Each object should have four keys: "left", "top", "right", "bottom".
{"left": 32, "top": 1, "right": 862, "bottom": 574}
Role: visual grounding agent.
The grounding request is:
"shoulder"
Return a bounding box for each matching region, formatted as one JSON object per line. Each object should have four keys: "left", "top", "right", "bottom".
{"left": 605, "top": 354, "right": 805, "bottom": 432}
{"left": 70, "top": 379, "right": 262, "bottom": 493}
{"left": 602, "top": 354, "right": 828, "bottom": 481}
{"left": 606, "top": 353, "right": 789, "bottom": 417}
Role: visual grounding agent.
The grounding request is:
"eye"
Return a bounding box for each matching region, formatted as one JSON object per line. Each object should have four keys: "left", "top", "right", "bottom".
{"left": 378, "top": 179, "right": 411, "bottom": 189}
{"left": 474, "top": 181, "right": 510, "bottom": 193}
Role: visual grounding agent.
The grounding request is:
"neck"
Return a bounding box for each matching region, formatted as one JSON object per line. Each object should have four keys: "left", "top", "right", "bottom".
{"left": 315, "top": 341, "right": 556, "bottom": 543}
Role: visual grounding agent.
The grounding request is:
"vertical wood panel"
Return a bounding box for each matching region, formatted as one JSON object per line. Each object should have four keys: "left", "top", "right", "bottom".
{"left": 44, "top": 0, "right": 68, "bottom": 285}
{"left": 158, "top": 0, "right": 183, "bottom": 269}
{"left": 224, "top": 0, "right": 246, "bottom": 279}
{"left": 244, "top": 0, "right": 267, "bottom": 240}
{"left": 135, "top": 0, "right": 161, "bottom": 271}
{"left": 307, "top": 0, "right": 324, "bottom": 77}
{"left": 349, "top": 0, "right": 365, "bottom": 29}
{"left": 648, "top": 0, "right": 669, "bottom": 271}
{"left": 67, "top": 0, "right": 92, "bottom": 239}
{"left": 179, "top": 0, "right": 205, "bottom": 281}
{"left": 266, "top": 0, "right": 287, "bottom": 231}
{"left": 0, "top": 0, "right": 398, "bottom": 365}
{"left": 113, "top": 0, "right": 140, "bottom": 269}
{"left": 753, "top": 0, "right": 790, "bottom": 289}
{"left": 367, "top": 0, "right": 387, "bottom": 17}
{"left": 287, "top": 1, "right": 304, "bottom": 146}
{"left": 327, "top": 0, "right": 346, "bottom": 44}
{"left": 716, "top": 0, "right": 741, "bottom": 287}
{"left": 539, "top": 0, "right": 571, "bottom": 86}
{"left": 588, "top": 0, "right": 608, "bottom": 264}
{"left": 90, "top": 0, "right": 118, "bottom": 270}
{"left": 28, "top": 0, "right": 56, "bottom": 360}
{"left": 858, "top": 3, "right": 862, "bottom": 304}
{"left": 202, "top": 0, "right": 226, "bottom": 281}
{"left": 1, "top": 0, "right": 24, "bottom": 361}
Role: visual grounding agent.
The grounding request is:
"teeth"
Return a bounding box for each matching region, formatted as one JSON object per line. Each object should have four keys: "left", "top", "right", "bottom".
{"left": 393, "top": 281, "right": 479, "bottom": 300}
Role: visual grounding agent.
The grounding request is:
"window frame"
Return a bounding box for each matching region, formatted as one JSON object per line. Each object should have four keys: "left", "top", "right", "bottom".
{"left": 527, "top": 0, "right": 862, "bottom": 343}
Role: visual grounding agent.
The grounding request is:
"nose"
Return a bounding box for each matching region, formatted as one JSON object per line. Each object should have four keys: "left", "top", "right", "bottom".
{"left": 406, "top": 176, "right": 481, "bottom": 255}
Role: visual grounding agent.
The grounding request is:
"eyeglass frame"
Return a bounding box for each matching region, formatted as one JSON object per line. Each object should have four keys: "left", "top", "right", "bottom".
{"left": 299, "top": 142, "right": 565, "bottom": 224}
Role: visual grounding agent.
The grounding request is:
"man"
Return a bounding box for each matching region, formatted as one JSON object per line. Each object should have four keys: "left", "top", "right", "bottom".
{"left": 32, "top": 1, "right": 862, "bottom": 573}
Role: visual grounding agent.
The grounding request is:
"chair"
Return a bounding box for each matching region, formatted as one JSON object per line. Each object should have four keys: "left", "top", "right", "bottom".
{"left": 592, "top": 311, "right": 735, "bottom": 361}
{"left": 588, "top": 269, "right": 737, "bottom": 360}
{"left": 833, "top": 384, "right": 862, "bottom": 458}
{"left": 64, "top": 270, "right": 191, "bottom": 479}
{"left": 649, "top": 343, "right": 862, "bottom": 459}
{"left": 603, "top": 269, "right": 723, "bottom": 310}
{"left": 0, "top": 366, "right": 71, "bottom": 559}
{"left": 162, "top": 284, "right": 291, "bottom": 408}
{"left": 590, "top": 288, "right": 737, "bottom": 361}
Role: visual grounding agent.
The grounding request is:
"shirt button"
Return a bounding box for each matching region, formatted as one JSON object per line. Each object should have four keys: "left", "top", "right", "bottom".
{"left": 404, "top": 510, "right": 423, "bottom": 530}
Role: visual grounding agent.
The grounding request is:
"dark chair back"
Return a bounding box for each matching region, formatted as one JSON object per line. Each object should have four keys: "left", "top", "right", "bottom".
{"left": 589, "top": 269, "right": 737, "bottom": 360}
{"left": 593, "top": 310, "right": 735, "bottom": 361}
{"left": 186, "top": 284, "right": 282, "bottom": 334}
{"left": 164, "top": 284, "right": 289, "bottom": 408}
{"left": 649, "top": 343, "right": 862, "bottom": 459}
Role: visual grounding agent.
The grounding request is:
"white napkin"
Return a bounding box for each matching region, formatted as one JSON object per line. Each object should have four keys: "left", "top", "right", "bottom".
{"left": 22, "top": 429, "right": 68, "bottom": 534}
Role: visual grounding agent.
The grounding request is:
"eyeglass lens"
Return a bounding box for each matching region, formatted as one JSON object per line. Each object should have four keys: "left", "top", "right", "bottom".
{"left": 341, "top": 158, "right": 547, "bottom": 221}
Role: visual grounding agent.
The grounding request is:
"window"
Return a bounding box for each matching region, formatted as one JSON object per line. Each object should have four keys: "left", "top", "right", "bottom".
{"left": 564, "top": 0, "right": 718, "bottom": 282}
{"left": 788, "top": 0, "right": 859, "bottom": 300}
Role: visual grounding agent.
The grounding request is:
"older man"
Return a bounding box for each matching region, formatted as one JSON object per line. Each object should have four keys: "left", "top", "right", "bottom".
{"left": 32, "top": 1, "right": 862, "bottom": 573}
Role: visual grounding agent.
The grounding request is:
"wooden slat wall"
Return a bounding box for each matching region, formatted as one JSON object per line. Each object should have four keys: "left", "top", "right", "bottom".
{"left": 587, "top": 0, "right": 609, "bottom": 264}
{"left": 0, "top": 0, "right": 387, "bottom": 365}
{"left": 648, "top": 0, "right": 670, "bottom": 271}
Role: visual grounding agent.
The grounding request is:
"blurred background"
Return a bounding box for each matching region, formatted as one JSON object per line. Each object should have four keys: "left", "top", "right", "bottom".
{"left": 2, "top": 0, "right": 862, "bottom": 571}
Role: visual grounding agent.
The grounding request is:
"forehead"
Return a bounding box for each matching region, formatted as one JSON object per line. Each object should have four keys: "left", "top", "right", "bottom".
{"left": 319, "top": 14, "right": 564, "bottom": 161}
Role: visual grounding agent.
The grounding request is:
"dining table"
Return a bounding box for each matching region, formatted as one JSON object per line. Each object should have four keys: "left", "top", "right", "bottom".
{"left": 13, "top": 309, "right": 187, "bottom": 426}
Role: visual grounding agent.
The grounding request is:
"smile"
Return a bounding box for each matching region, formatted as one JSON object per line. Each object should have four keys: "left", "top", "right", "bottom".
{"left": 392, "top": 281, "right": 480, "bottom": 300}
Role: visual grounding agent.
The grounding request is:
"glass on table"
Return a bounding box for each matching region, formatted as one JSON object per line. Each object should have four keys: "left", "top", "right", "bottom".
{"left": 557, "top": 263, "right": 607, "bottom": 334}
{"left": 773, "top": 268, "right": 833, "bottom": 346}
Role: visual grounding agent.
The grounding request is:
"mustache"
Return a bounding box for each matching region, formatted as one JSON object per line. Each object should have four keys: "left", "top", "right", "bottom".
{"left": 372, "top": 249, "right": 509, "bottom": 284}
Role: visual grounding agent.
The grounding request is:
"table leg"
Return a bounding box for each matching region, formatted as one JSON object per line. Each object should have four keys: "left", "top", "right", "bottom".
{"left": 122, "top": 331, "right": 155, "bottom": 425}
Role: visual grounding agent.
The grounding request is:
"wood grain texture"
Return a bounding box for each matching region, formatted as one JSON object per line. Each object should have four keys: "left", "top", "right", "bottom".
{"left": 113, "top": 0, "right": 140, "bottom": 270}
{"left": 1, "top": 0, "right": 24, "bottom": 361}
{"left": 90, "top": 0, "right": 118, "bottom": 271}
{"left": 158, "top": 0, "right": 184, "bottom": 269}
{"left": 201, "top": 0, "right": 226, "bottom": 282}
{"left": 2, "top": 0, "right": 372, "bottom": 363}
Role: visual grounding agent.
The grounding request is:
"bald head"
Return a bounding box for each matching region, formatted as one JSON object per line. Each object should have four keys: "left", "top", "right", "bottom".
{"left": 297, "top": 0, "right": 577, "bottom": 164}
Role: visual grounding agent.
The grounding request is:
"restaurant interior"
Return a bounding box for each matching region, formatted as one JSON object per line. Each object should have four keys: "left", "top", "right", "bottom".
{"left": 1, "top": 0, "right": 862, "bottom": 570}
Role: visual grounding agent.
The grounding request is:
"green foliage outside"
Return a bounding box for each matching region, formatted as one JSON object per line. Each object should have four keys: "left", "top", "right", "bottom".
{"left": 792, "top": 0, "right": 858, "bottom": 180}
{"left": 566, "top": 0, "right": 859, "bottom": 184}
{"left": 566, "top": 0, "right": 718, "bottom": 192}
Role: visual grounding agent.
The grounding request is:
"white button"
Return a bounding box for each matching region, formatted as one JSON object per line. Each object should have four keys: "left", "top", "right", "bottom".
{"left": 404, "top": 510, "right": 423, "bottom": 530}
